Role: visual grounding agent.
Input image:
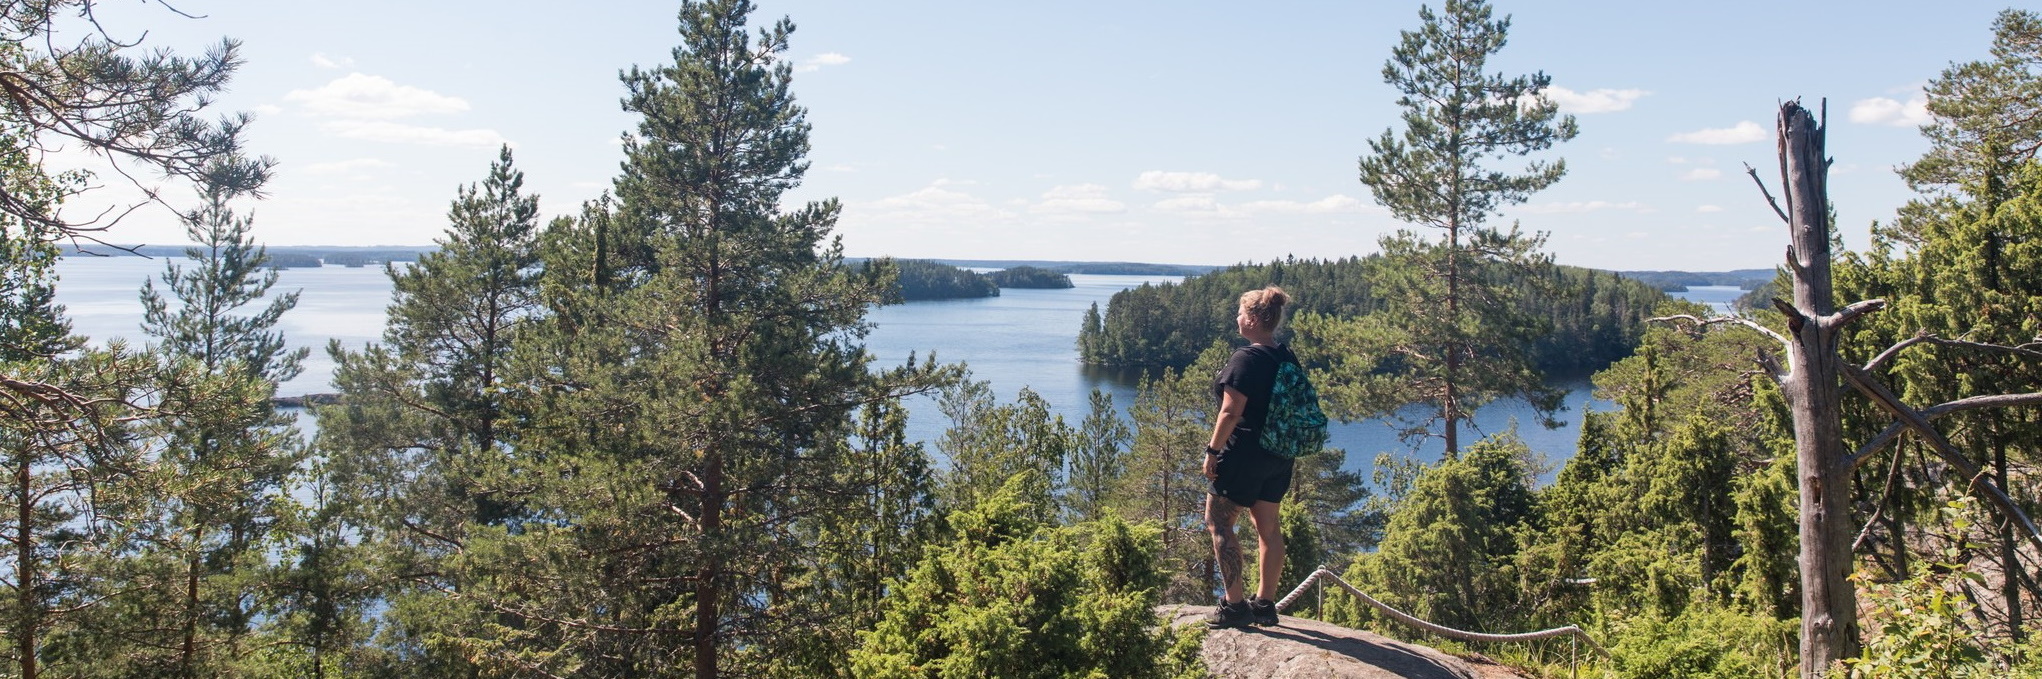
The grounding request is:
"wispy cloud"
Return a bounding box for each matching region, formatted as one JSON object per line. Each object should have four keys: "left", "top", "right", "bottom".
{"left": 1666, "top": 121, "right": 1767, "bottom": 145}
{"left": 1235, "top": 195, "right": 1365, "bottom": 214}
{"left": 1132, "top": 171, "right": 1262, "bottom": 192}
{"left": 320, "top": 120, "right": 507, "bottom": 147}
{"left": 860, "top": 183, "right": 1015, "bottom": 226}
{"left": 304, "top": 158, "right": 394, "bottom": 174}
{"left": 1544, "top": 87, "right": 1649, "bottom": 114}
{"left": 286, "top": 73, "right": 469, "bottom": 119}
{"left": 1152, "top": 195, "right": 1219, "bottom": 212}
{"left": 1849, "top": 96, "right": 1930, "bottom": 127}
{"left": 1517, "top": 200, "right": 1646, "bottom": 214}
{"left": 796, "top": 52, "right": 851, "bottom": 73}
{"left": 1682, "top": 168, "right": 1723, "bottom": 181}
{"left": 1033, "top": 184, "right": 1125, "bottom": 214}
{"left": 310, "top": 53, "right": 354, "bottom": 69}
{"left": 1151, "top": 193, "right": 1365, "bottom": 216}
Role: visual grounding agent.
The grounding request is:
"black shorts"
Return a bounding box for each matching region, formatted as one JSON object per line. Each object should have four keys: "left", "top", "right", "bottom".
{"left": 1209, "top": 447, "right": 1295, "bottom": 507}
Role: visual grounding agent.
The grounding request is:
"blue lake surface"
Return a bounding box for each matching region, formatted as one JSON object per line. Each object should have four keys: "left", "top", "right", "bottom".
{"left": 52, "top": 255, "right": 1743, "bottom": 483}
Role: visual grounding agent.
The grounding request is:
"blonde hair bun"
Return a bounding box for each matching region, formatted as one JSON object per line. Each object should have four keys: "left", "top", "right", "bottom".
{"left": 1239, "top": 285, "right": 1289, "bottom": 329}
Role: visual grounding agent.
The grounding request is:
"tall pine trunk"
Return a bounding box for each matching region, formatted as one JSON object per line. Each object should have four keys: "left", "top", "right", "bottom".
{"left": 16, "top": 454, "right": 35, "bottom": 679}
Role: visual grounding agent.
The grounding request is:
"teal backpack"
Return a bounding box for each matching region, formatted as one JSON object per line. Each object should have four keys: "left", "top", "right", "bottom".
{"left": 1260, "top": 359, "right": 1329, "bottom": 459}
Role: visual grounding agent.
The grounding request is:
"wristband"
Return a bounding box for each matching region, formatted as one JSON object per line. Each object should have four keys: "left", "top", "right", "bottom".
{"left": 1204, "top": 446, "right": 1222, "bottom": 457}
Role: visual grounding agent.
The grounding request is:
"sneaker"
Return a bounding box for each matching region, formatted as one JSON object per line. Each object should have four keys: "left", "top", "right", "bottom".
{"left": 1205, "top": 600, "right": 1253, "bottom": 629}
{"left": 1250, "top": 597, "right": 1279, "bottom": 626}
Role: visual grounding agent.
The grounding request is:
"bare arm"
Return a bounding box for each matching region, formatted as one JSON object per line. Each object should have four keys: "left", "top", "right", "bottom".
{"left": 1207, "top": 386, "right": 1247, "bottom": 451}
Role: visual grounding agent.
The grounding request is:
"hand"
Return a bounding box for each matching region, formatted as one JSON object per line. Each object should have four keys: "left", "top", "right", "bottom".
{"left": 1202, "top": 453, "right": 1218, "bottom": 480}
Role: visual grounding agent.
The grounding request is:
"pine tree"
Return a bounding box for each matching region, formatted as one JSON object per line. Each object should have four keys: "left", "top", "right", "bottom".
{"left": 1120, "top": 344, "right": 1229, "bottom": 604}
{"left": 771, "top": 397, "right": 944, "bottom": 677}
{"left": 1349, "top": 0, "right": 1577, "bottom": 456}
{"left": 936, "top": 382, "right": 1073, "bottom": 516}
{"left": 0, "top": 130, "right": 159, "bottom": 679}
{"left": 314, "top": 145, "right": 543, "bottom": 675}
{"left": 117, "top": 179, "right": 306, "bottom": 676}
{"left": 0, "top": 0, "right": 273, "bottom": 243}
{"left": 402, "top": 2, "right": 953, "bottom": 675}
{"left": 0, "top": 5, "right": 271, "bottom": 676}
{"left": 1067, "top": 389, "right": 1131, "bottom": 523}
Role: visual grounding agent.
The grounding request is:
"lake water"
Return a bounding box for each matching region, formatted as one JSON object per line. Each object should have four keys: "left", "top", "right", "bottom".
{"left": 51, "top": 256, "right": 1741, "bottom": 482}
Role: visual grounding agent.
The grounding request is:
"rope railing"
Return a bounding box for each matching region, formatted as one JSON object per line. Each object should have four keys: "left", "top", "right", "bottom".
{"left": 1274, "top": 566, "right": 1611, "bottom": 658}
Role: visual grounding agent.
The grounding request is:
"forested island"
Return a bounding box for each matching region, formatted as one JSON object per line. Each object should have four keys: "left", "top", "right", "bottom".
{"left": 5, "top": 1, "right": 2040, "bottom": 678}
{"left": 871, "top": 257, "right": 1000, "bottom": 300}
{"left": 985, "top": 265, "right": 1074, "bottom": 289}
{"left": 1081, "top": 256, "right": 1669, "bottom": 378}
{"left": 861, "top": 259, "right": 1077, "bottom": 300}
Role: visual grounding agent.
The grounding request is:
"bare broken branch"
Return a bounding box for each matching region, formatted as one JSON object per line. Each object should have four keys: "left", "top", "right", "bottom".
{"left": 1648, "top": 313, "right": 1791, "bottom": 346}
{"left": 1839, "top": 365, "right": 2042, "bottom": 562}
{"left": 1745, "top": 162, "right": 1792, "bottom": 224}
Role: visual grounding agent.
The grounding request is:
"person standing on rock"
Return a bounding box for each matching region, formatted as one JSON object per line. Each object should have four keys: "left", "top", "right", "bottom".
{"left": 1202, "top": 286, "right": 1296, "bottom": 629}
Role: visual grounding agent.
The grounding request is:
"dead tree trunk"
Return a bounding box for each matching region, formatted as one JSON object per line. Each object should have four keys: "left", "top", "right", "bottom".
{"left": 1658, "top": 99, "right": 2042, "bottom": 677}
{"left": 1764, "top": 100, "right": 1864, "bottom": 676}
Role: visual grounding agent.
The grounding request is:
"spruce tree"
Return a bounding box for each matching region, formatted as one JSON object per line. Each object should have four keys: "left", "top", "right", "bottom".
{"left": 850, "top": 473, "right": 1202, "bottom": 679}
{"left": 1348, "top": 0, "right": 1577, "bottom": 455}
{"left": 1838, "top": 8, "right": 2042, "bottom": 650}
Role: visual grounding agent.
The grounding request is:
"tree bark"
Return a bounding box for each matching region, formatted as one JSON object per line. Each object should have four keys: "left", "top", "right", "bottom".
{"left": 2000, "top": 437, "right": 2024, "bottom": 643}
{"left": 16, "top": 453, "right": 36, "bottom": 679}
{"left": 1769, "top": 101, "right": 1862, "bottom": 677}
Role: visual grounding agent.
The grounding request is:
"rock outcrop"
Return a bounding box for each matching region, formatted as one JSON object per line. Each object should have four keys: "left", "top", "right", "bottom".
{"left": 1161, "top": 606, "right": 1531, "bottom": 679}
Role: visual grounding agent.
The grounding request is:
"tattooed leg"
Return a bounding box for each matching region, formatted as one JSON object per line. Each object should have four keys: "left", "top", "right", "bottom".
{"left": 1206, "top": 493, "right": 1246, "bottom": 603}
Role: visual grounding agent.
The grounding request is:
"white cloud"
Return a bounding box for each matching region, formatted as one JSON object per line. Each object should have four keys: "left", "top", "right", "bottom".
{"left": 1132, "top": 171, "right": 1262, "bottom": 193}
{"left": 321, "top": 120, "right": 507, "bottom": 147}
{"left": 304, "top": 158, "right": 393, "bottom": 174}
{"left": 1849, "top": 96, "right": 1930, "bottom": 127}
{"left": 862, "top": 184, "right": 1013, "bottom": 225}
{"left": 1033, "top": 184, "right": 1125, "bottom": 214}
{"left": 285, "top": 73, "right": 469, "bottom": 119}
{"left": 1666, "top": 121, "right": 1767, "bottom": 145}
{"left": 1517, "top": 200, "right": 1645, "bottom": 214}
{"left": 795, "top": 52, "right": 851, "bottom": 73}
{"left": 1682, "top": 168, "right": 1723, "bottom": 181}
{"left": 1544, "top": 87, "right": 1649, "bottom": 114}
{"left": 1150, "top": 193, "right": 1364, "bottom": 216}
{"left": 1697, "top": 204, "right": 1724, "bottom": 213}
{"left": 1152, "top": 195, "right": 1219, "bottom": 212}
{"left": 1235, "top": 195, "right": 1365, "bottom": 214}
{"left": 254, "top": 104, "right": 283, "bottom": 116}
{"left": 1666, "top": 156, "right": 1689, "bottom": 164}
{"left": 310, "top": 53, "right": 354, "bottom": 69}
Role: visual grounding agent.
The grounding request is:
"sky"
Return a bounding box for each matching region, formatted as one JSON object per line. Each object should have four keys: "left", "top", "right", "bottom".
{"left": 49, "top": 0, "right": 2019, "bottom": 271}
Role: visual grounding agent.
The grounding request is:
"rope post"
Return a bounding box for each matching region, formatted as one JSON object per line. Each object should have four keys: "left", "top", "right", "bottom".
{"left": 1570, "top": 635, "right": 1578, "bottom": 679}
{"left": 1316, "top": 563, "right": 1325, "bottom": 616}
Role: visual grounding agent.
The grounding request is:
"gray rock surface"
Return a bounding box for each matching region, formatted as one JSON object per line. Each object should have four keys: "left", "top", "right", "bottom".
{"left": 1160, "top": 605, "right": 1530, "bottom": 679}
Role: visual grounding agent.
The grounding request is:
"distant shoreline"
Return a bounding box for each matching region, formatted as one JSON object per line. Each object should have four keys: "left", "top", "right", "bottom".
{"left": 60, "top": 248, "right": 1775, "bottom": 290}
